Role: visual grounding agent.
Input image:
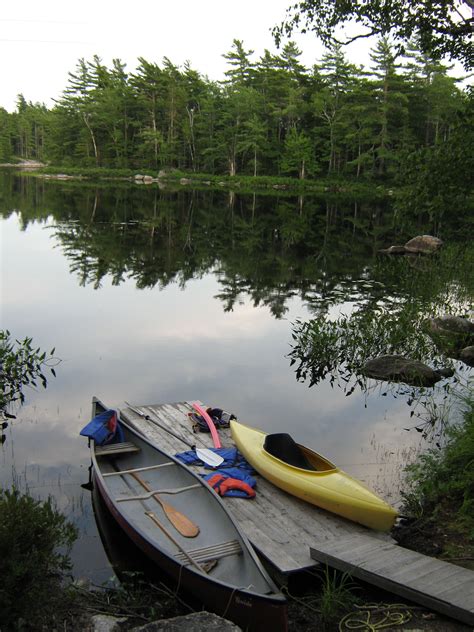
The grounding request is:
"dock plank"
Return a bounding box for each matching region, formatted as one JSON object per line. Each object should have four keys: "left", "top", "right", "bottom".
{"left": 310, "top": 533, "right": 474, "bottom": 626}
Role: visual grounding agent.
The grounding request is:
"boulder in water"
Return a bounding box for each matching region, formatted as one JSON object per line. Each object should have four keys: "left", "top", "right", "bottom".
{"left": 379, "top": 235, "right": 443, "bottom": 256}
{"left": 428, "top": 316, "right": 474, "bottom": 359}
{"left": 459, "top": 346, "right": 474, "bottom": 367}
{"left": 428, "top": 315, "right": 474, "bottom": 339}
{"left": 361, "top": 355, "right": 454, "bottom": 387}
{"left": 404, "top": 235, "right": 443, "bottom": 254}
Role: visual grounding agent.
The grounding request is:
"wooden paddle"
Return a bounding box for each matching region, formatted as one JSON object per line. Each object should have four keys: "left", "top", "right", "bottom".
{"left": 130, "top": 471, "right": 200, "bottom": 538}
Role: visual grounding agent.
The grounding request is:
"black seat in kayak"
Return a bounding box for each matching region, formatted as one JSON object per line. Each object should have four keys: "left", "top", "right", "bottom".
{"left": 263, "top": 433, "right": 317, "bottom": 471}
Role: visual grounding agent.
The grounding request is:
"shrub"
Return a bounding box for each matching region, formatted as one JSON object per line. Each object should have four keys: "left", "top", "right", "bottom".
{"left": 0, "top": 489, "right": 77, "bottom": 629}
{"left": 402, "top": 388, "right": 474, "bottom": 533}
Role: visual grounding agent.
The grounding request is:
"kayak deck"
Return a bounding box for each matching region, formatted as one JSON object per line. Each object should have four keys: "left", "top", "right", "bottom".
{"left": 121, "top": 401, "right": 394, "bottom": 579}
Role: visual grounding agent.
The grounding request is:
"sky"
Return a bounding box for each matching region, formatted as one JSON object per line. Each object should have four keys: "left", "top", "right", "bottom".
{"left": 0, "top": 0, "right": 355, "bottom": 113}
{"left": 1, "top": 1, "right": 470, "bottom": 113}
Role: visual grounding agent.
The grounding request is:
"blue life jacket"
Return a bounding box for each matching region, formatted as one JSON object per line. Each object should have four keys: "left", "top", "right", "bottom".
{"left": 80, "top": 409, "right": 125, "bottom": 445}
{"left": 175, "top": 447, "right": 255, "bottom": 472}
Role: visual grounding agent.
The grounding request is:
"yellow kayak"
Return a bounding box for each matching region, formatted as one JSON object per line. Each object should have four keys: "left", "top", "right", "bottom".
{"left": 230, "top": 420, "right": 398, "bottom": 531}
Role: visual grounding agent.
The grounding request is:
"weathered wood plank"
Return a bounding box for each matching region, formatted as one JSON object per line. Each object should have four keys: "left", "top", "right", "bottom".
{"left": 310, "top": 534, "right": 474, "bottom": 626}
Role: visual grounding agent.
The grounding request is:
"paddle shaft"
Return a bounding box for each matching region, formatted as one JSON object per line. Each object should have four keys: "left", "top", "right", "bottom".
{"left": 129, "top": 471, "right": 199, "bottom": 538}
{"left": 125, "top": 403, "right": 194, "bottom": 447}
{"left": 145, "top": 511, "right": 205, "bottom": 573}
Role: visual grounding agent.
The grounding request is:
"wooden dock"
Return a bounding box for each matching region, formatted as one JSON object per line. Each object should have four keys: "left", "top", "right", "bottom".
{"left": 310, "top": 534, "right": 474, "bottom": 626}
{"left": 120, "top": 401, "right": 474, "bottom": 625}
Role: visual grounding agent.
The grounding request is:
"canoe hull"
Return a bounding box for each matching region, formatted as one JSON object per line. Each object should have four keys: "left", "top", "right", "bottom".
{"left": 90, "top": 399, "right": 287, "bottom": 632}
{"left": 231, "top": 421, "right": 397, "bottom": 532}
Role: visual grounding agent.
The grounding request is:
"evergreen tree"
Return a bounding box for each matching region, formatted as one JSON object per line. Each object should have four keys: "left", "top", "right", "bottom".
{"left": 368, "top": 37, "right": 409, "bottom": 176}
{"left": 315, "top": 44, "right": 357, "bottom": 174}
{"left": 223, "top": 40, "right": 255, "bottom": 85}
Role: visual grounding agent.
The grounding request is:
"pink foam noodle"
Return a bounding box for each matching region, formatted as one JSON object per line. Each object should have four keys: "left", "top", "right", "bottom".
{"left": 192, "top": 402, "right": 222, "bottom": 448}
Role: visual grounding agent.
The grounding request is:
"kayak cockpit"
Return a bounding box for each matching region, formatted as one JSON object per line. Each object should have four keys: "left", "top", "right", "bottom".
{"left": 263, "top": 433, "right": 336, "bottom": 472}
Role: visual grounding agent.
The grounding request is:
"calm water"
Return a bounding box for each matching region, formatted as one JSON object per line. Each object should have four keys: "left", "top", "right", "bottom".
{"left": 1, "top": 173, "right": 471, "bottom": 583}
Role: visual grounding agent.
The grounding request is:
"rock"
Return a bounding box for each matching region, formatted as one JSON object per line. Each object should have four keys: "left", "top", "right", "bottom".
{"left": 428, "top": 316, "right": 474, "bottom": 359}
{"left": 132, "top": 611, "right": 242, "bottom": 631}
{"left": 428, "top": 316, "right": 474, "bottom": 338}
{"left": 404, "top": 235, "right": 443, "bottom": 254}
{"left": 180, "top": 178, "right": 192, "bottom": 185}
{"left": 361, "top": 355, "right": 454, "bottom": 387}
{"left": 379, "top": 235, "right": 443, "bottom": 255}
{"left": 91, "top": 614, "right": 128, "bottom": 632}
{"left": 134, "top": 174, "right": 145, "bottom": 180}
{"left": 459, "top": 346, "right": 474, "bottom": 367}
{"left": 143, "top": 175, "right": 154, "bottom": 183}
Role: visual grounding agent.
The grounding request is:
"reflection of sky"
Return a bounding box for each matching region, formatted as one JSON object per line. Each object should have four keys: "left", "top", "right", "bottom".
{"left": 0, "top": 212, "right": 462, "bottom": 580}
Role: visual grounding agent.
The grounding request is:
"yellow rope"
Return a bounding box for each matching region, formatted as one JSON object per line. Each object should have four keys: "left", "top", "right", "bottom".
{"left": 339, "top": 603, "right": 412, "bottom": 631}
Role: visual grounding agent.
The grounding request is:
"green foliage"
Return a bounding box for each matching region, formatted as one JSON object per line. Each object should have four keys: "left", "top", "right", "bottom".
{"left": 396, "top": 91, "right": 474, "bottom": 227}
{"left": 274, "top": 0, "right": 473, "bottom": 70}
{"left": 0, "top": 330, "right": 59, "bottom": 410}
{"left": 1, "top": 38, "right": 469, "bottom": 187}
{"left": 402, "top": 389, "right": 474, "bottom": 530}
{"left": 0, "top": 489, "right": 78, "bottom": 629}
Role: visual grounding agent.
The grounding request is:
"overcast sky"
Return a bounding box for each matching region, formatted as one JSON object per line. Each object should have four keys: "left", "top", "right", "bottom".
{"left": 0, "top": 0, "right": 367, "bottom": 113}
{"left": 1, "top": 0, "right": 469, "bottom": 113}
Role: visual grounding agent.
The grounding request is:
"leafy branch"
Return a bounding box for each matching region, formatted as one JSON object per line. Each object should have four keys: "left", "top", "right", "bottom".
{"left": 0, "top": 330, "right": 60, "bottom": 410}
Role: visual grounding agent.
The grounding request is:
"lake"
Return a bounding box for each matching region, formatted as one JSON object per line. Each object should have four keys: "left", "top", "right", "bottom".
{"left": 1, "top": 173, "right": 472, "bottom": 584}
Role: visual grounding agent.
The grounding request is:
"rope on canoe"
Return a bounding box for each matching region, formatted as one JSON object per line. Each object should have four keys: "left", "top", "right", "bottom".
{"left": 221, "top": 587, "right": 238, "bottom": 619}
{"left": 339, "top": 603, "right": 412, "bottom": 631}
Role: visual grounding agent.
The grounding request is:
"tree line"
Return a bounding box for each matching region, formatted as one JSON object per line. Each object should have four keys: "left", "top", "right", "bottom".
{"left": 0, "top": 38, "right": 470, "bottom": 181}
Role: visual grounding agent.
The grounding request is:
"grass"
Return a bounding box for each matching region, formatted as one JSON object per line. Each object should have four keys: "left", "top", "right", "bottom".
{"left": 22, "top": 165, "right": 389, "bottom": 198}
{"left": 285, "top": 567, "right": 361, "bottom": 630}
{"left": 317, "top": 568, "right": 360, "bottom": 627}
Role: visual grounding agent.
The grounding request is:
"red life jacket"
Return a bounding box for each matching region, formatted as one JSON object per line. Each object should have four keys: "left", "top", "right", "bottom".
{"left": 206, "top": 473, "right": 256, "bottom": 499}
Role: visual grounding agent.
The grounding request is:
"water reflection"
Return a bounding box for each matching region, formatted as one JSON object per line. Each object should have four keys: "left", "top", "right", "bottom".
{"left": 0, "top": 173, "right": 417, "bottom": 318}
{"left": 1, "top": 173, "right": 471, "bottom": 583}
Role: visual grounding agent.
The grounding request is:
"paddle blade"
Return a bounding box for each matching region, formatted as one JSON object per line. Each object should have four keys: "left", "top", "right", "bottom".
{"left": 196, "top": 447, "right": 224, "bottom": 467}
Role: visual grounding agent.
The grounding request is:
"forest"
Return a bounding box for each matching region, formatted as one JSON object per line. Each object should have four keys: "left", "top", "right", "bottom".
{"left": 0, "top": 37, "right": 472, "bottom": 183}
